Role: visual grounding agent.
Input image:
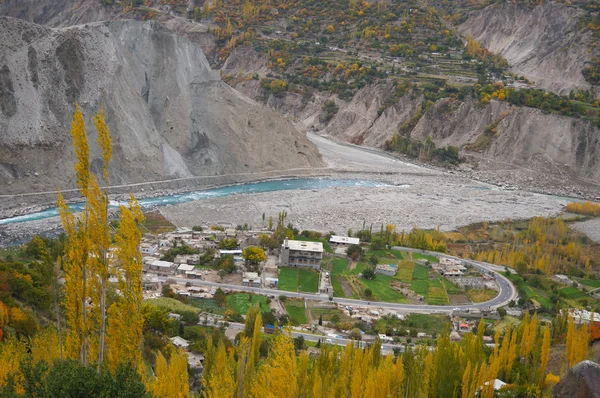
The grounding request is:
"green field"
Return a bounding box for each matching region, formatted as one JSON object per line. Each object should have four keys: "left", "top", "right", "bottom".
{"left": 427, "top": 278, "right": 449, "bottom": 305}
{"left": 410, "top": 280, "right": 429, "bottom": 299}
{"left": 367, "top": 249, "right": 404, "bottom": 260}
{"left": 410, "top": 252, "right": 439, "bottom": 263}
{"left": 576, "top": 278, "right": 600, "bottom": 288}
{"left": 395, "top": 260, "right": 416, "bottom": 283}
{"left": 412, "top": 264, "right": 429, "bottom": 280}
{"left": 278, "top": 267, "right": 320, "bottom": 292}
{"left": 294, "top": 236, "right": 333, "bottom": 253}
{"left": 285, "top": 300, "right": 308, "bottom": 325}
{"left": 440, "top": 277, "right": 463, "bottom": 294}
{"left": 188, "top": 298, "right": 226, "bottom": 315}
{"left": 144, "top": 297, "right": 200, "bottom": 316}
{"left": 331, "top": 258, "right": 349, "bottom": 297}
{"left": 406, "top": 314, "right": 450, "bottom": 334}
{"left": 560, "top": 287, "right": 586, "bottom": 299}
{"left": 359, "top": 276, "right": 407, "bottom": 303}
{"left": 225, "top": 294, "right": 270, "bottom": 314}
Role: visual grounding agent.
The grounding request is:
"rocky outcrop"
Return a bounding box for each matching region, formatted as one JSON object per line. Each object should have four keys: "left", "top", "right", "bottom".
{"left": 322, "top": 82, "right": 422, "bottom": 147}
{"left": 459, "top": 1, "right": 596, "bottom": 95}
{"left": 411, "top": 98, "right": 600, "bottom": 181}
{"left": 0, "top": 17, "right": 323, "bottom": 194}
{"left": 553, "top": 360, "right": 600, "bottom": 398}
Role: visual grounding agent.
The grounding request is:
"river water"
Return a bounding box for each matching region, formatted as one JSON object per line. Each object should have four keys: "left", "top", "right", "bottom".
{"left": 0, "top": 178, "right": 388, "bottom": 226}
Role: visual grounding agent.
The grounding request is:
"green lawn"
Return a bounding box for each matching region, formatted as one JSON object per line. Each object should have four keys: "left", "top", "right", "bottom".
{"left": 278, "top": 267, "right": 320, "bottom": 293}
{"left": 225, "top": 293, "right": 269, "bottom": 314}
{"left": 285, "top": 300, "right": 308, "bottom": 325}
{"left": 576, "top": 278, "right": 600, "bottom": 288}
{"left": 412, "top": 264, "right": 429, "bottom": 280}
{"left": 427, "top": 278, "right": 449, "bottom": 305}
{"left": 359, "top": 276, "right": 407, "bottom": 303}
{"left": 395, "top": 260, "right": 416, "bottom": 283}
{"left": 294, "top": 236, "right": 333, "bottom": 253}
{"left": 560, "top": 287, "right": 586, "bottom": 299}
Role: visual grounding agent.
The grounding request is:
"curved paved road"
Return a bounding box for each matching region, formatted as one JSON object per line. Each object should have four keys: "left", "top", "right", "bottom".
{"left": 157, "top": 246, "right": 517, "bottom": 314}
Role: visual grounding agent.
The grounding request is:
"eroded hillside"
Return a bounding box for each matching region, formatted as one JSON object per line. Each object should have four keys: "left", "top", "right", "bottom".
{"left": 0, "top": 17, "right": 322, "bottom": 194}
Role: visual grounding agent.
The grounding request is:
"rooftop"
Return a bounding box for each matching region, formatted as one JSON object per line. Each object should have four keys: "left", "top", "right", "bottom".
{"left": 285, "top": 239, "right": 324, "bottom": 253}
{"left": 150, "top": 260, "right": 175, "bottom": 268}
{"left": 177, "top": 264, "right": 195, "bottom": 272}
{"left": 219, "top": 249, "right": 243, "bottom": 255}
{"left": 170, "top": 336, "right": 189, "bottom": 348}
{"left": 329, "top": 235, "right": 360, "bottom": 245}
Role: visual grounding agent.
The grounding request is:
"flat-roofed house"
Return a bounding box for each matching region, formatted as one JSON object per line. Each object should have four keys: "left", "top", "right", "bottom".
{"left": 279, "top": 239, "right": 323, "bottom": 269}
{"left": 329, "top": 235, "right": 360, "bottom": 246}
{"left": 148, "top": 260, "right": 176, "bottom": 275}
{"left": 177, "top": 264, "right": 196, "bottom": 276}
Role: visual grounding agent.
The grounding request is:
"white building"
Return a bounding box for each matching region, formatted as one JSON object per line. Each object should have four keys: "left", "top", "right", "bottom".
{"left": 329, "top": 235, "right": 360, "bottom": 246}
{"left": 177, "top": 264, "right": 196, "bottom": 276}
{"left": 140, "top": 243, "right": 158, "bottom": 255}
{"left": 279, "top": 239, "right": 323, "bottom": 269}
{"left": 219, "top": 250, "right": 244, "bottom": 264}
{"left": 170, "top": 336, "right": 190, "bottom": 350}
{"left": 148, "top": 260, "right": 176, "bottom": 275}
{"left": 375, "top": 264, "right": 397, "bottom": 277}
{"left": 243, "top": 272, "right": 261, "bottom": 287}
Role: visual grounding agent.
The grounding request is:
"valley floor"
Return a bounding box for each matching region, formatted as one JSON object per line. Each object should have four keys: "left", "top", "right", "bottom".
{"left": 159, "top": 134, "right": 567, "bottom": 234}
{"left": 0, "top": 134, "right": 578, "bottom": 245}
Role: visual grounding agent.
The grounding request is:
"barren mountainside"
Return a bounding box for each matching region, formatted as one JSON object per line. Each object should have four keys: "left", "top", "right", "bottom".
{"left": 0, "top": 17, "right": 322, "bottom": 194}
{"left": 459, "top": 1, "right": 596, "bottom": 95}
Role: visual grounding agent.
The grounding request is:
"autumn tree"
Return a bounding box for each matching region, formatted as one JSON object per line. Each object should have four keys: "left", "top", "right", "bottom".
{"left": 565, "top": 316, "right": 589, "bottom": 369}
{"left": 242, "top": 246, "right": 266, "bottom": 271}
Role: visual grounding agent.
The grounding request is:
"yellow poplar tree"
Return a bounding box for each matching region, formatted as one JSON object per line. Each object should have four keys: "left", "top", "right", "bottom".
{"left": 538, "top": 325, "right": 551, "bottom": 386}
{"left": 250, "top": 330, "right": 298, "bottom": 397}
{"left": 204, "top": 342, "right": 235, "bottom": 398}
{"left": 106, "top": 196, "right": 145, "bottom": 371}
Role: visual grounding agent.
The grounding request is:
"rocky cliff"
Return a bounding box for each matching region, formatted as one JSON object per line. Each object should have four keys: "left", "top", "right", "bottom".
{"left": 459, "top": 1, "right": 596, "bottom": 95}
{"left": 410, "top": 98, "right": 600, "bottom": 181}
{"left": 0, "top": 17, "right": 323, "bottom": 194}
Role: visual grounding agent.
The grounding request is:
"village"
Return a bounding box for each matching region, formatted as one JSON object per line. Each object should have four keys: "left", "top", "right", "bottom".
{"left": 136, "top": 223, "right": 523, "bottom": 379}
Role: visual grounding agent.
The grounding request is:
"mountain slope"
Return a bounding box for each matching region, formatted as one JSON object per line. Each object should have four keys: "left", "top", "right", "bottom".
{"left": 459, "top": 1, "right": 595, "bottom": 95}
{"left": 0, "top": 17, "right": 322, "bottom": 194}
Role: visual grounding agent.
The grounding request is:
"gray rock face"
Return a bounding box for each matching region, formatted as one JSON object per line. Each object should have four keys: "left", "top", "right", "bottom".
{"left": 410, "top": 98, "right": 600, "bottom": 181}
{"left": 553, "top": 360, "right": 600, "bottom": 398}
{"left": 0, "top": 17, "right": 323, "bottom": 194}
{"left": 459, "top": 1, "right": 595, "bottom": 95}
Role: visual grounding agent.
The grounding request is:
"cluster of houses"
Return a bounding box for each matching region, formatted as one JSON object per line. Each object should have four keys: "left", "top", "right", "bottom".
{"left": 140, "top": 227, "right": 259, "bottom": 278}
{"left": 432, "top": 257, "right": 467, "bottom": 277}
{"left": 140, "top": 225, "right": 363, "bottom": 293}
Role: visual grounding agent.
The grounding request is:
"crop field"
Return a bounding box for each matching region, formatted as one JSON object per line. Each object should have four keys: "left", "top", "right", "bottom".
{"left": 395, "top": 260, "right": 416, "bottom": 283}
{"left": 285, "top": 300, "right": 308, "bottom": 325}
{"left": 560, "top": 287, "right": 586, "bottom": 299}
{"left": 427, "top": 278, "right": 449, "bottom": 305}
{"left": 331, "top": 258, "right": 349, "bottom": 297}
{"left": 411, "top": 280, "right": 429, "bottom": 298}
{"left": 278, "top": 267, "right": 320, "bottom": 293}
{"left": 225, "top": 294, "right": 269, "bottom": 314}
{"left": 412, "top": 264, "right": 429, "bottom": 280}
{"left": 359, "top": 276, "right": 407, "bottom": 303}
{"left": 576, "top": 278, "right": 600, "bottom": 288}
